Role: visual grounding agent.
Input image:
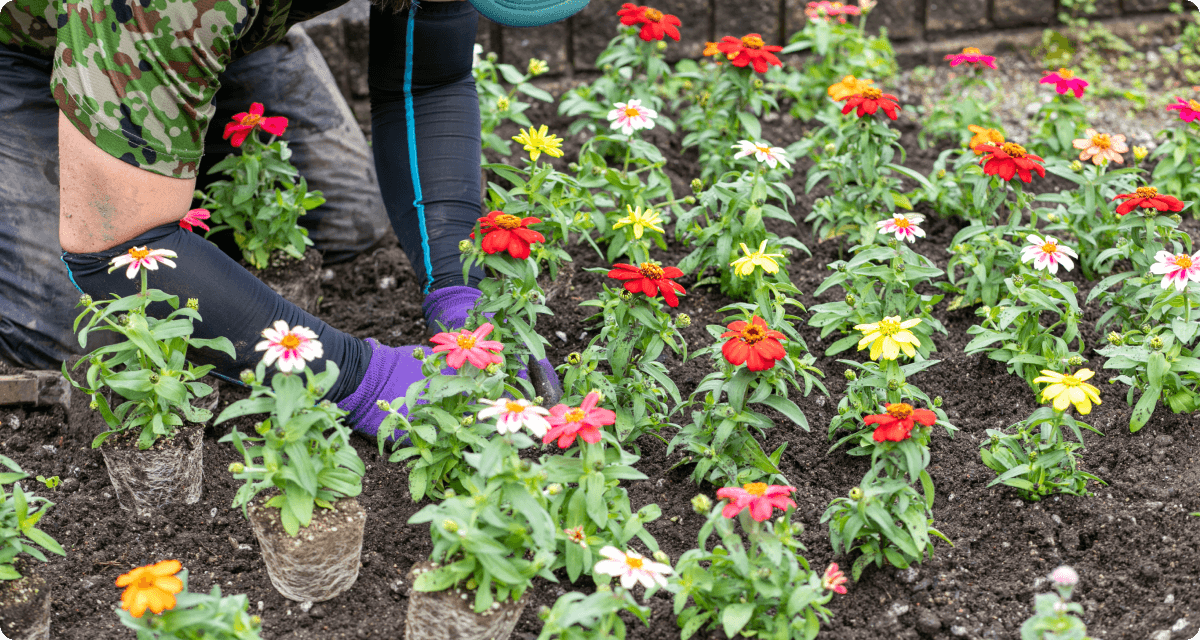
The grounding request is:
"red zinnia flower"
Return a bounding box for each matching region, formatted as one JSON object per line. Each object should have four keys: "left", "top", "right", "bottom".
{"left": 720, "top": 315, "right": 787, "bottom": 371}
{"left": 223, "top": 102, "right": 288, "bottom": 148}
{"left": 543, "top": 391, "right": 616, "bottom": 449}
{"left": 864, "top": 402, "right": 936, "bottom": 442}
{"left": 841, "top": 86, "right": 901, "bottom": 120}
{"left": 617, "top": 4, "right": 681, "bottom": 42}
{"left": 1111, "top": 186, "right": 1185, "bottom": 216}
{"left": 716, "top": 483, "right": 797, "bottom": 521}
{"left": 607, "top": 262, "right": 686, "bottom": 307}
{"left": 716, "top": 34, "right": 783, "bottom": 74}
{"left": 976, "top": 142, "right": 1045, "bottom": 183}
{"left": 472, "top": 210, "right": 544, "bottom": 260}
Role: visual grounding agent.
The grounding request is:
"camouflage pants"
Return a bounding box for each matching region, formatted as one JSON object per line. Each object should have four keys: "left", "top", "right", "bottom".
{"left": 0, "top": 26, "right": 389, "bottom": 369}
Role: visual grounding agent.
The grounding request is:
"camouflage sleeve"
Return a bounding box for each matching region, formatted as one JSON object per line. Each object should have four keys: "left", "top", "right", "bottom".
{"left": 50, "top": 0, "right": 258, "bottom": 179}
{"left": 0, "top": 0, "right": 59, "bottom": 57}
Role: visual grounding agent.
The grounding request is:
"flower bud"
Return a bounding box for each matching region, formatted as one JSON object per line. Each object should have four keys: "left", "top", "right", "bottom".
{"left": 933, "top": 396, "right": 943, "bottom": 408}
{"left": 474, "top": 494, "right": 487, "bottom": 505}
{"left": 844, "top": 369, "right": 857, "bottom": 381}
{"left": 148, "top": 372, "right": 160, "bottom": 384}
{"left": 836, "top": 263, "right": 847, "bottom": 272}
{"left": 444, "top": 488, "right": 456, "bottom": 498}
{"left": 546, "top": 483, "right": 563, "bottom": 496}
{"left": 1140, "top": 323, "right": 1152, "bottom": 335}
{"left": 682, "top": 80, "right": 693, "bottom": 91}
{"left": 1170, "top": 214, "right": 1183, "bottom": 224}
{"left": 653, "top": 550, "right": 671, "bottom": 564}
{"left": 1067, "top": 355, "right": 1083, "bottom": 366}
{"left": 1069, "top": 160, "right": 1083, "bottom": 172}
{"left": 443, "top": 519, "right": 459, "bottom": 533}
{"left": 413, "top": 347, "right": 426, "bottom": 361}
{"left": 1011, "top": 274, "right": 1025, "bottom": 287}
{"left": 937, "top": 169, "right": 947, "bottom": 179}
{"left": 496, "top": 96, "right": 511, "bottom": 112}
{"left": 568, "top": 162, "right": 580, "bottom": 173}
{"left": 459, "top": 239, "right": 473, "bottom": 253}
{"left": 602, "top": 63, "right": 613, "bottom": 73}
{"left": 527, "top": 58, "right": 547, "bottom": 76}
{"left": 250, "top": 615, "right": 262, "bottom": 626}
{"left": 1132, "top": 146, "right": 1148, "bottom": 161}
{"left": 186, "top": 297, "right": 199, "bottom": 311}
{"left": 266, "top": 462, "right": 279, "bottom": 472}
{"left": 537, "top": 605, "right": 552, "bottom": 621}
{"left": 756, "top": 567, "right": 772, "bottom": 579}
{"left": 461, "top": 415, "right": 476, "bottom": 426}
{"left": 518, "top": 459, "right": 532, "bottom": 472}
{"left": 78, "top": 293, "right": 93, "bottom": 307}
{"left": 1045, "top": 213, "right": 1058, "bottom": 223}
{"left": 228, "top": 463, "right": 245, "bottom": 474}
{"left": 118, "top": 314, "right": 130, "bottom": 326}
{"left": 656, "top": 40, "right": 668, "bottom": 52}
{"left": 240, "top": 369, "right": 255, "bottom": 385}
{"left": 675, "top": 313, "right": 691, "bottom": 327}
{"left": 376, "top": 399, "right": 391, "bottom": 412}
{"left": 89, "top": 399, "right": 99, "bottom": 411}
{"left": 848, "top": 487, "right": 863, "bottom": 501}
{"left": 691, "top": 178, "right": 703, "bottom": 194}
{"left": 845, "top": 293, "right": 856, "bottom": 306}
{"left": 1150, "top": 335, "right": 1163, "bottom": 350}
{"left": 618, "top": 290, "right": 633, "bottom": 302}
{"left": 535, "top": 396, "right": 544, "bottom": 405}
{"left": 894, "top": 263, "right": 906, "bottom": 273}
{"left": 567, "top": 352, "right": 582, "bottom": 365}
{"left": 887, "top": 378, "right": 902, "bottom": 390}
{"left": 487, "top": 52, "right": 498, "bottom": 63}
{"left": 591, "top": 165, "right": 603, "bottom": 176}
{"left": 1106, "top": 331, "right": 1123, "bottom": 346}
{"left": 753, "top": 199, "right": 765, "bottom": 207}
{"left": 465, "top": 578, "right": 478, "bottom": 590}
{"left": 691, "top": 493, "right": 712, "bottom": 514}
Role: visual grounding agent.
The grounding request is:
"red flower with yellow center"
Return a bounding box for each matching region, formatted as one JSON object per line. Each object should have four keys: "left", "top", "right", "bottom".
{"left": 472, "top": 210, "right": 544, "bottom": 260}
{"left": 607, "top": 262, "right": 686, "bottom": 307}
{"left": 116, "top": 560, "right": 184, "bottom": 618}
{"left": 223, "top": 102, "right": 288, "bottom": 148}
{"left": 841, "top": 86, "right": 901, "bottom": 121}
{"left": 864, "top": 402, "right": 937, "bottom": 442}
{"left": 976, "top": 141, "right": 1045, "bottom": 183}
{"left": 720, "top": 315, "right": 787, "bottom": 371}
{"left": 616, "top": 3, "right": 682, "bottom": 41}
{"left": 715, "top": 33, "right": 784, "bottom": 73}
{"left": 1111, "top": 186, "right": 1185, "bottom": 216}
{"left": 716, "top": 483, "right": 797, "bottom": 521}
{"left": 543, "top": 391, "right": 615, "bottom": 449}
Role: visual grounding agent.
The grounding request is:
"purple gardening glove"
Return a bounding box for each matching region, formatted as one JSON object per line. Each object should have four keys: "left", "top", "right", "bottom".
{"left": 423, "top": 285, "right": 562, "bottom": 405}
{"left": 337, "top": 339, "right": 426, "bottom": 440}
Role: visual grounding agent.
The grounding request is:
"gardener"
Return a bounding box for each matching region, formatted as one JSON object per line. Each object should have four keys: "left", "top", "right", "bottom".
{"left": 0, "top": 0, "right": 584, "bottom": 437}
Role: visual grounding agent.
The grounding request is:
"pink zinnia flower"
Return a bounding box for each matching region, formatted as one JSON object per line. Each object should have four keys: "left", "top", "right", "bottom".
{"left": 716, "top": 483, "right": 797, "bottom": 521}
{"left": 564, "top": 525, "right": 588, "bottom": 548}
{"left": 1050, "top": 566, "right": 1079, "bottom": 587}
{"left": 944, "top": 47, "right": 996, "bottom": 69}
{"left": 822, "top": 563, "right": 848, "bottom": 594}
{"left": 179, "top": 208, "right": 211, "bottom": 233}
{"left": 593, "top": 546, "right": 672, "bottom": 589}
{"left": 223, "top": 102, "right": 288, "bottom": 148}
{"left": 429, "top": 323, "right": 505, "bottom": 370}
{"left": 1040, "top": 68, "right": 1088, "bottom": 98}
{"left": 607, "top": 99, "right": 658, "bottom": 136}
{"left": 477, "top": 397, "right": 550, "bottom": 437}
{"left": 1020, "top": 234, "right": 1077, "bottom": 274}
{"left": 543, "top": 391, "right": 616, "bottom": 449}
{"left": 875, "top": 213, "right": 925, "bottom": 242}
{"left": 1166, "top": 96, "right": 1200, "bottom": 123}
{"left": 731, "top": 139, "right": 791, "bottom": 169}
{"left": 1072, "top": 129, "right": 1127, "bottom": 166}
{"left": 108, "top": 246, "right": 177, "bottom": 280}
{"left": 1150, "top": 250, "right": 1200, "bottom": 292}
{"left": 255, "top": 320, "right": 323, "bottom": 373}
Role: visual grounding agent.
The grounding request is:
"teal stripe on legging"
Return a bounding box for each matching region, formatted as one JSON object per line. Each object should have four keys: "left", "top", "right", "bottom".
{"left": 404, "top": 7, "right": 434, "bottom": 294}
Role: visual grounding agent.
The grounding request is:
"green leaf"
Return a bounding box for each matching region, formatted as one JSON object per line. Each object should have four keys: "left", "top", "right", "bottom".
{"left": 721, "top": 602, "right": 756, "bottom": 637}
{"left": 1129, "top": 383, "right": 1162, "bottom": 433}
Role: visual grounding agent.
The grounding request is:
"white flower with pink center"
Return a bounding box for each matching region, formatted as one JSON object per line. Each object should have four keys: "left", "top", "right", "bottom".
{"left": 732, "top": 139, "right": 791, "bottom": 169}
{"left": 593, "top": 546, "right": 672, "bottom": 590}
{"left": 255, "top": 320, "right": 323, "bottom": 373}
{"left": 875, "top": 213, "right": 925, "bottom": 242}
{"left": 1150, "top": 250, "right": 1200, "bottom": 292}
{"left": 108, "top": 246, "right": 178, "bottom": 279}
{"left": 606, "top": 99, "right": 657, "bottom": 136}
{"left": 1020, "top": 234, "right": 1077, "bottom": 274}
{"left": 477, "top": 397, "right": 551, "bottom": 437}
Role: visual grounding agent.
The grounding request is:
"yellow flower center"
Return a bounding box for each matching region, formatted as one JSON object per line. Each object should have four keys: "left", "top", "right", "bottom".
{"left": 505, "top": 400, "right": 526, "bottom": 413}
{"left": 1190, "top": 99, "right": 1200, "bottom": 111}
{"left": 1001, "top": 142, "right": 1027, "bottom": 157}
{"left": 494, "top": 214, "right": 523, "bottom": 229}
{"left": 756, "top": 145, "right": 771, "bottom": 154}
{"left": 1175, "top": 254, "right": 1194, "bottom": 269}
{"left": 877, "top": 317, "right": 902, "bottom": 335}
{"left": 962, "top": 47, "right": 982, "bottom": 55}
{"left": 893, "top": 217, "right": 911, "bottom": 229}
{"left": 861, "top": 87, "right": 883, "bottom": 100}
{"left": 743, "top": 482, "right": 768, "bottom": 496}
{"left": 1041, "top": 242, "right": 1058, "bottom": 254}
{"left": 128, "top": 247, "right": 150, "bottom": 260}
{"left": 741, "top": 35, "right": 765, "bottom": 49}
{"left": 626, "top": 556, "right": 645, "bottom": 569}
{"left": 1135, "top": 186, "right": 1159, "bottom": 198}
{"left": 456, "top": 334, "right": 477, "bottom": 350}
{"left": 885, "top": 403, "right": 913, "bottom": 419}
{"left": 624, "top": 107, "right": 641, "bottom": 118}
{"left": 638, "top": 262, "right": 665, "bottom": 279}
{"left": 279, "top": 334, "right": 301, "bottom": 350}
{"left": 739, "top": 324, "right": 767, "bottom": 345}
{"left": 564, "top": 408, "right": 585, "bottom": 423}
{"left": 1091, "top": 134, "right": 1111, "bottom": 149}
{"left": 643, "top": 7, "right": 663, "bottom": 22}
{"left": 239, "top": 113, "right": 262, "bottom": 127}
{"left": 1057, "top": 68, "right": 1074, "bottom": 79}
{"left": 1061, "top": 375, "right": 1080, "bottom": 387}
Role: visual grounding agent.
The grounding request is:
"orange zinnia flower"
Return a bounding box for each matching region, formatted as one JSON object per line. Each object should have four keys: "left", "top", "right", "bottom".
{"left": 715, "top": 33, "right": 783, "bottom": 73}
{"left": 1111, "top": 186, "right": 1185, "bottom": 216}
{"left": 1072, "top": 129, "right": 1128, "bottom": 166}
{"left": 841, "top": 86, "right": 900, "bottom": 120}
{"left": 967, "top": 125, "right": 1004, "bottom": 155}
{"left": 116, "top": 560, "right": 184, "bottom": 618}
{"left": 828, "top": 75, "right": 873, "bottom": 101}
{"left": 720, "top": 315, "right": 787, "bottom": 371}
{"left": 864, "top": 402, "right": 937, "bottom": 442}
{"left": 976, "top": 142, "right": 1045, "bottom": 183}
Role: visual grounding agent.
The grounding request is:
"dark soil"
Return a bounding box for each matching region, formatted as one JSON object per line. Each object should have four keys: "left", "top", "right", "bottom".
{"left": 2, "top": 89, "right": 1198, "bottom": 640}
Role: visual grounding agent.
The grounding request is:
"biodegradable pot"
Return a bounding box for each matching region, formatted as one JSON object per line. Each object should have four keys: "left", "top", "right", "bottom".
{"left": 100, "top": 423, "right": 204, "bottom": 516}
{"left": 245, "top": 247, "right": 323, "bottom": 313}
{"left": 248, "top": 496, "right": 366, "bottom": 603}
{"left": 404, "top": 562, "right": 527, "bottom": 640}
{"left": 0, "top": 566, "right": 51, "bottom": 640}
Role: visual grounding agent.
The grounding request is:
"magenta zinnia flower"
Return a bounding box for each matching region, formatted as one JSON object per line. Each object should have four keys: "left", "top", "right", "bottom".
{"left": 1166, "top": 96, "right": 1200, "bottom": 123}
{"left": 945, "top": 47, "right": 996, "bottom": 69}
{"left": 223, "top": 102, "right": 288, "bottom": 148}
{"left": 1040, "top": 68, "right": 1088, "bottom": 98}
{"left": 822, "top": 563, "right": 848, "bottom": 594}
{"left": 716, "top": 483, "right": 797, "bottom": 521}
{"left": 255, "top": 320, "right": 323, "bottom": 373}
{"left": 179, "top": 208, "right": 211, "bottom": 233}
{"left": 543, "top": 391, "right": 616, "bottom": 448}
{"left": 108, "top": 246, "right": 177, "bottom": 279}
{"left": 1150, "top": 250, "right": 1200, "bottom": 292}
{"left": 429, "top": 323, "right": 505, "bottom": 370}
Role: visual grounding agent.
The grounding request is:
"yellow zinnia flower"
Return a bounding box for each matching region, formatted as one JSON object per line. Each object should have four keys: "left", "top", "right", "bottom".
{"left": 1032, "top": 368, "right": 1102, "bottom": 415}
{"left": 828, "top": 75, "right": 873, "bottom": 101}
{"left": 528, "top": 58, "right": 549, "bottom": 76}
{"left": 967, "top": 124, "right": 1005, "bottom": 155}
{"left": 853, "top": 316, "right": 922, "bottom": 361}
{"left": 512, "top": 125, "right": 564, "bottom": 162}
{"left": 730, "top": 240, "right": 784, "bottom": 277}
{"left": 612, "top": 205, "right": 664, "bottom": 239}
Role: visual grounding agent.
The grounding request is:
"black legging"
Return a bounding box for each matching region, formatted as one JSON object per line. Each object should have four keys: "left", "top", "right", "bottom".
{"left": 60, "top": 0, "right": 486, "bottom": 399}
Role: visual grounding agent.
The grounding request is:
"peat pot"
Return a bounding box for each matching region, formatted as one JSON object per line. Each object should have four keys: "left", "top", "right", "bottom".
{"left": 248, "top": 496, "right": 366, "bottom": 603}
{"left": 0, "top": 566, "right": 51, "bottom": 640}
{"left": 100, "top": 423, "right": 204, "bottom": 516}
{"left": 404, "top": 562, "right": 527, "bottom": 640}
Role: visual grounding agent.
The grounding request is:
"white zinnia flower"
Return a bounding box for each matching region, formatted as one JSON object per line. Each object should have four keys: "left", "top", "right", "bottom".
{"left": 875, "top": 213, "right": 925, "bottom": 243}
{"left": 477, "top": 398, "right": 551, "bottom": 437}
{"left": 108, "top": 246, "right": 177, "bottom": 279}
{"left": 254, "top": 320, "right": 323, "bottom": 373}
{"left": 607, "top": 99, "right": 657, "bottom": 136}
{"left": 593, "top": 546, "right": 672, "bottom": 590}
{"left": 731, "top": 139, "right": 791, "bottom": 169}
{"left": 1019, "top": 234, "right": 1077, "bottom": 274}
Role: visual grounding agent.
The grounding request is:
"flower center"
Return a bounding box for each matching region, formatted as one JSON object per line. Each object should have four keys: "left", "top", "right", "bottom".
{"left": 962, "top": 47, "right": 982, "bottom": 55}
{"left": 279, "top": 334, "right": 301, "bottom": 350}
{"left": 239, "top": 113, "right": 262, "bottom": 127}
{"left": 133, "top": 574, "right": 157, "bottom": 589}
{"left": 1175, "top": 254, "right": 1194, "bottom": 269}
{"left": 1190, "top": 99, "right": 1200, "bottom": 111}
{"left": 756, "top": 145, "right": 771, "bottom": 154}
{"left": 456, "top": 334, "right": 477, "bottom": 350}
{"left": 1057, "top": 68, "right": 1074, "bottom": 79}
{"left": 893, "top": 216, "right": 911, "bottom": 229}
{"left": 494, "top": 214, "right": 522, "bottom": 229}
{"left": 638, "top": 262, "right": 665, "bottom": 279}
{"left": 877, "top": 317, "right": 901, "bottom": 335}
{"left": 1091, "top": 134, "right": 1111, "bottom": 149}
{"left": 643, "top": 7, "right": 663, "bottom": 22}
{"left": 1001, "top": 142, "right": 1027, "bottom": 157}
{"left": 505, "top": 400, "right": 526, "bottom": 413}
{"left": 1135, "top": 186, "right": 1159, "bottom": 198}
{"left": 564, "top": 408, "right": 585, "bottom": 423}
{"left": 861, "top": 87, "right": 883, "bottom": 100}
{"left": 740, "top": 324, "right": 767, "bottom": 345}
{"left": 128, "top": 247, "right": 150, "bottom": 260}
{"left": 626, "top": 556, "right": 644, "bottom": 569}
{"left": 743, "top": 482, "right": 768, "bottom": 496}
{"left": 1041, "top": 242, "right": 1058, "bottom": 254}
{"left": 624, "top": 107, "right": 641, "bottom": 118}
{"left": 741, "top": 35, "right": 765, "bottom": 49}
{"left": 885, "top": 403, "right": 913, "bottom": 419}
{"left": 1061, "top": 375, "right": 1080, "bottom": 387}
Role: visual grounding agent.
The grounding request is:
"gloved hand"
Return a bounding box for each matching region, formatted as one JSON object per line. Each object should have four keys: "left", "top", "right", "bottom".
{"left": 336, "top": 339, "right": 426, "bottom": 440}
{"left": 423, "top": 285, "right": 562, "bottom": 405}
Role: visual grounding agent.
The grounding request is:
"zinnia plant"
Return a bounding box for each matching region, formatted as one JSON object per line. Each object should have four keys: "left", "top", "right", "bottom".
{"left": 716, "top": 33, "right": 784, "bottom": 74}
{"left": 720, "top": 315, "right": 787, "bottom": 371}
{"left": 715, "top": 482, "right": 796, "bottom": 521}
{"left": 864, "top": 402, "right": 937, "bottom": 442}
{"left": 840, "top": 86, "right": 901, "bottom": 120}
{"left": 430, "top": 323, "right": 506, "bottom": 371}
{"left": 116, "top": 564, "right": 264, "bottom": 638}
{"left": 976, "top": 141, "right": 1045, "bottom": 183}
{"left": 543, "top": 391, "right": 617, "bottom": 448}
{"left": 1111, "top": 186, "right": 1185, "bottom": 216}
{"left": 616, "top": 4, "right": 681, "bottom": 42}
{"left": 1039, "top": 68, "right": 1088, "bottom": 98}
{"left": 607, "top": 261, "right": 686, "bottom": 307}
{"left": 472, "top": 210, "right": 545, "bottom": 260}
{"left": 1019, "top": 234, "right": 1078, "bottom": 274}
{"left": 0, "top": 456, "right": 65, "bottom": 581}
